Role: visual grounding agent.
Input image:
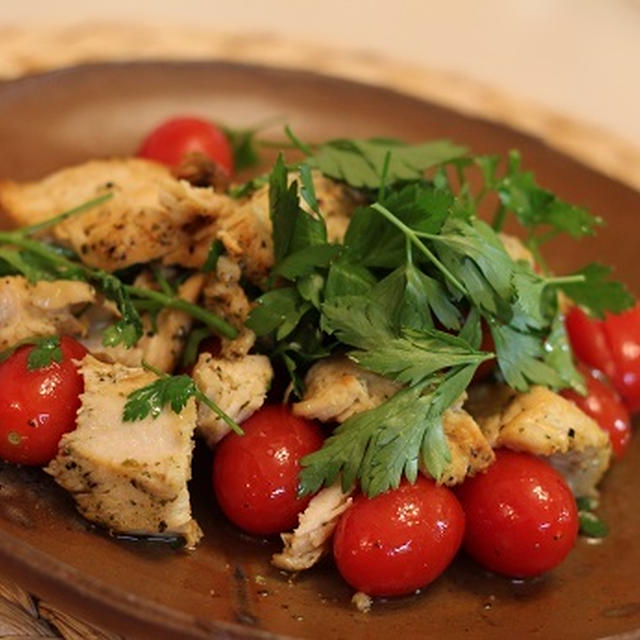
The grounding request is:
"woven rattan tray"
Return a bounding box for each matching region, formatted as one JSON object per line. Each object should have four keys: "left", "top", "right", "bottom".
{"left": 1, "top": 24, "right": 638, "bottom": 639}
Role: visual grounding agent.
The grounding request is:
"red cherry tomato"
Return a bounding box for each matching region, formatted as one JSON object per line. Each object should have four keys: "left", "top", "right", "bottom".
{"left": 561, "top": 367, "right": 631, "bottom": 457}
{"left": 565, "top": 306, "right": 616, "bottom": 379}
{"left": 566, "top": 303, "right": 640, "bottom": 414}
{"left": 456, "top": 450, "right": 578, "bottom": 578}
{"left": 602, "top": 303, "right": 640, "bottom": 413}
{"left": 332, "top": 477, "right": 465, "bottom": 597}
{"left": 213, "top": 405, "right": 324, "bottom": 536}
{"left": 137, "top": 117, "right": 234, "bottom": 176}
{"left": 0, "top": 337, "right": 87, "bottom": 466}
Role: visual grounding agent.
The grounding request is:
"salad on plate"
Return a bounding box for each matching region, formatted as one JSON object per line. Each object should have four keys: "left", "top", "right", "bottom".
{"left": 0, "top": 115, "right": 636, "bottom": 605}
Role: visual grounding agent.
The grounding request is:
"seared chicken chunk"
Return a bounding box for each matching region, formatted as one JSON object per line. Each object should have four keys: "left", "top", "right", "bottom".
{"left": 202, "top": 255, "right": 251, "bottom": 329}
{"left": 0, "top": 161, "right": 360, "bottom": 285}
{"left": 272, "top": 482, "right": 353, "bottom": 572}
{"left": 465, "top": 384, "right": 612, "bottom": 496}
{"left": 0, "top": 159, "right": 183, "bottom": 271}
{"left": 157, "top": 177, "right": 272, "bottom": 285}
{"left": 46, "top": 355, "right": 202, "bottom": 547}
{"left": 0, "top": 276, "right": 95, "bottom": 350}
{"left": 293, "top": 356, "right": 494, "bottom": 485}
{"left": 163, "top": 171, "right": 359, "bottom": 283}
{"left": 192, "top": 352, "right": 273, "bottom": 446}
{"left": 201, "top": 253, "right": 256, "bottom": 360}
{"left": 81, "top": 272, "right": 205, "bottom": 373}
{"left": 292, "top": 356, "right": 400, "bottom": 423}
{"left": 440, "top": 405, "right": 496, "bottom": 486}
{"left": 0, "top": 158, "right": 261, "bottom": 278}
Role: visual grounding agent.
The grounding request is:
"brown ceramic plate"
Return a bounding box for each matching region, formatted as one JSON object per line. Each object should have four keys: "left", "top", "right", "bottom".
{"left": 0, "top": 62, "right": 639, "bottom": 640}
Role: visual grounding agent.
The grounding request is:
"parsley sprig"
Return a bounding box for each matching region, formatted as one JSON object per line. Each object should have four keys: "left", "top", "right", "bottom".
{"left": 123, "top": 362, "right": 243, "bottom": 435}
{"left": 0, "top": 335, "right": 62, "bottom": 370}
{"left": 246, "top": 137, "right": 633, "bottom": 498}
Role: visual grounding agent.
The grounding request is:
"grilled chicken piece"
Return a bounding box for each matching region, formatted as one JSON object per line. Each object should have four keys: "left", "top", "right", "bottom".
{"left": 192, "top": 352, "right": 273, "bottom": 447}
{"left": 197, "top": 253, "right": 257, "bottom": 360}
{"left": 440, "top": 405, "right": 496, "bottom": 486}
{"left": 272, "top": 482, "right": 353, "bottom": 572}
{"left": 46, "top": 355, "right": 202, "bottom": 547}
{"left": 81, "top": 272, "right": 205, "bottom": 373}
{"left": 163, "top": 171, "right": 359, "bottom": 283}
{"left": 156, "top": 178, "right": 273, "bottom": 285}
{"left": 292, "top": 356, "right": 400, "bottom": 424}
{"left": 0, "top": 159, "right": 181, "bottom": 271}
{"left": 0, "top": 158, "right": 264, "bottom": 278}
{"left": 465, "top": 384, "right": 612, "bottom": 496}
{"left": 0, "top": 276, "right": 95, "bottom": 350}
{"left": 293, "top": 356, "right": 494, "bottom": 485}
{"left": 202, "top": 254, "right": 253, "bottom": 354}
{"left": 0, "top": 161, "right": 359, "bottom": 285}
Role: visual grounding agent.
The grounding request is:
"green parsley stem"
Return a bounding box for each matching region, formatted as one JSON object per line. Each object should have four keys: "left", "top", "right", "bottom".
{"left": 284, "top": 126, "right": 314, "bottom": 156}
{"left": 151, "top": 265, "right": 175, "bottom": 297}
{"left": 377, "top": 151, "right": 392, "bottom": 202}
{"left": 0, "top": 233, "right": 82, "bottom": 274}
{"left": 0, "top": 231, "right": 238, "bottom": 340}
{"left": 17, "top": 193, "right": 114, "bottom": 237}
{"left": 126, "top": 286, "right": 238, "bottom": 340}
{"left": 139, "top": 360, "right": 166, "bottom": 377}
{"left": 525, "top": 235, "right": 551, "bottom": 276}
{"left": 545, "top": 274, "right": 586, "bottom": 286}
{"left": 194, "top": 388, "right": 244, "bottom": 435}
{"left": 0, "top": 248, "right": 42, "bottom": 277}
{"left": 140, "top": 360, "right": 243, "bottom": 436}
{"left": 491, "top": 203, "right": 507, "bottom": 231}
{"left": 535, "top": 229, "right": 561, "bottom": 246}
{"left": 370, "top": 203, "right": 466, "bottom": 295}
{"left": 180, "top": 326, "right": 211, "bottom": 369}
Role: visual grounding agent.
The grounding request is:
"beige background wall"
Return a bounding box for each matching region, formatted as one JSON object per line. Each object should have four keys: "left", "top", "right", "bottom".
{"left": 1, "top": 0, "right": 639, "bottom": 146}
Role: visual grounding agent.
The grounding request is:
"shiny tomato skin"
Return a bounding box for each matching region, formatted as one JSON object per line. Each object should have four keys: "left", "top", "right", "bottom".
{"left": 457, "top": 450, "right": 578, "bottom": 578}
{"left": 212, "top": 405, "right": 324, "bottom": 536}
{"left": 565, "top": 306, "right": 616, "bottom": 379}
{"left": 0, "top": 337, "right": 87, "bottom": 466}
{"left": 332, "top": 477, "right": 465, "bottom": 597}
{"left": 561, "top": 367, "right": 631, "bottom": 457}
{"left": 602, "top": 303, "right": 640, "bottom": 413}
{"left": 137, "top": 117, "right": 234, "bottom": 175}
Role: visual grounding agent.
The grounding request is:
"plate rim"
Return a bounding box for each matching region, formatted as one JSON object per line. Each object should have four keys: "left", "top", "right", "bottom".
{"left": 0, "top": 57, "right": 636, "bottom": 198}
{"left": 0, "top": 58, "right": 638, "bottom": 640}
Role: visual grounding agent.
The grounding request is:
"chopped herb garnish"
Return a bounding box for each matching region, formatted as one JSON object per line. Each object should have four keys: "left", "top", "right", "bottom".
{"left": 123, "top": 362, "right": 242, "bottom": 435}
{"left": 224, "top": 127, "right": 261, "bottom": 173}
{"left": 0, "top": 335, "right": 63, "bottom": 370}
{"left": 202, "top": 240, "right": 225, "bottom": 273}
{"left": 180, "top": 326, "right": 214, "bottom": 369}
{"left": 306, "top": 138, "right": 467, "bottom": 189}
{"left": 26, "top": 335, "right": 63, "bottom": 370}
{"left": 558, "top": 263, "right": 634, "bottom": 319}
{"left": 577, "top": 497, "right": 609, "bottom": 538}
{"left": 0, "top": 208, "right": 238, "bottom": 348}
{"left": 245, "top": 131, "right": 633, "bottom": 497}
